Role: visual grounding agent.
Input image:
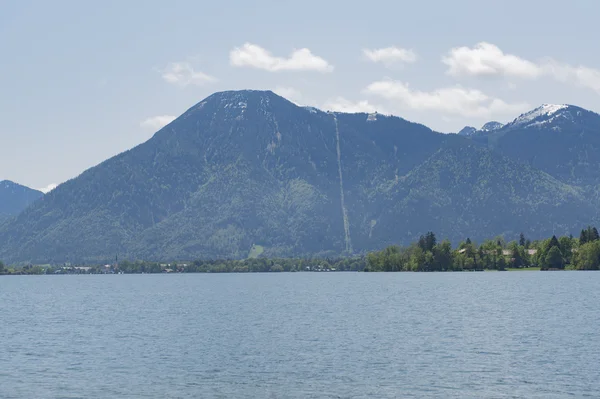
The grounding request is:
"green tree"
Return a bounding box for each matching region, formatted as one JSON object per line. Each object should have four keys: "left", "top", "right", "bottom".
{"left": 508, "top": 241, "right": 527, "bottom": 268}
{"left": 366, "top": 251, "right": 384, "bottom": 272}
{"left": 30, "top": 265, "right": 44, "bottom": 275}
{"left": 433, "top": 240, "right": 453, "bottom": 271}
{"left": 519, "top": 233, "right": 526, "bottom": 247}
{"left": 573, "top": 241, "right": 600, "bottom": 270}
{"left": 494, "top": 236, "right": 506, "bottom": 249}
{"left": 0, "top": 260, "right": 4, "bottom": 274}
{"left": 478, "top": 240, "right": 501, "bottom": 270}
{"left": 580, "top": 226, "right": 599, "bottom": 245}
{"left": 270, "top": 264, "right": 284, "bottom": 272}
{"left": 558, "top": 236, "right": 575, "bottom": 266}
{"left": 497, "top": 254, "right": 507, "bottom": 270}
{"left": 417, "top": 235, "right": 427, "bottom": 251}
{"left": 425, "top": 232, "right": 437, "bottom": 252}
{"left": 580, "top": 229, "right": 589, "bottom": 245}
{"left": 592, "top": 227, "right": 600, "bottom": 242}
{"left": 417, "top": 232, "right": 437, "bottom": 252}
{"left": 408, "top": 246, "right": 427, "bottom": 271}
{"left": 544, "top": 246, "right": 564, "bottom": 269}
{"left": 456, "top": 240, "right": 479, "bottom": 270}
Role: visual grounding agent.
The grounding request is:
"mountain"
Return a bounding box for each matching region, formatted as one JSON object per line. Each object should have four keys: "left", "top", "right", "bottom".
{"left": 458, "top": 121, "right": 503, "bottom": 136}
{"left": 458, "top": 126, "right": 477, "bottom": 136}
{"left": 466, "top": 104, "right": 600, "bottom": 185}
{"left": 480, "top": 121, "right": 504, "bottom": 132}
{"left": 394, "top": 141, "right": 591, "bottom": 241}
{"left": 0, "top": 181, "right": 43, "bottom": 223}
{"left": 505, "top": 104, "right": 580, "bottom": 129}
{"left": 0, "top": 91, "right": 449, "bottom": 263}
{"left": 0, "top": 92, "right": 599, "bottom": 264}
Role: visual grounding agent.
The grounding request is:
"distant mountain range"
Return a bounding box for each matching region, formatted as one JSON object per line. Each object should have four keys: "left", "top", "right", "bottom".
{"left": 0, "top": 181, "right": 43, "bottom": 224}
{"left": 462, "top": 104, "right": 600, "bottom": 185}
{"left": 458, "top": 121, "right": 504, "bottom": 136}
{"left": 2, "top": 92, "right": 600, "bottom": 264}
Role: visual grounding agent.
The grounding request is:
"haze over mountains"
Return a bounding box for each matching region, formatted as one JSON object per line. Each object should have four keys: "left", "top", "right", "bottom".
{"left": 0, "top": 181, "right": 43, "bottom": 225}
{"left": 2, "top": 91, "right": 600, "bottom": 264}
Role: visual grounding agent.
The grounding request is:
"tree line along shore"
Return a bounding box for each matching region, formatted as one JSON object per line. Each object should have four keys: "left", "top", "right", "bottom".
{"left": 2, "top": 227, "right": 600, "bottom": 275}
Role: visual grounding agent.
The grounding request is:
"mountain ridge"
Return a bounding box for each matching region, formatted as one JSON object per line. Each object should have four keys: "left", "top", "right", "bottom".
{"left": 0, "top": 181, "right": 43, "bottom": 224}
{"left": 2, "top": 91, "right": 600, "bottom": 263}
{"left": 462, "top": 103, "right": 600, "bottom": 184}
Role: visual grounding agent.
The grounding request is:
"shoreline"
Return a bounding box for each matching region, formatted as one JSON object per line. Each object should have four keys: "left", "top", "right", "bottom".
{"left": 7, "top": 268, "right": 599, "bottom": 276}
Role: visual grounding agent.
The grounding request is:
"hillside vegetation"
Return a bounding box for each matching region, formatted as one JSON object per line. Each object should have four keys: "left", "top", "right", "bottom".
{"left": 2, "top": 92, "right": 600, "bottom": 264}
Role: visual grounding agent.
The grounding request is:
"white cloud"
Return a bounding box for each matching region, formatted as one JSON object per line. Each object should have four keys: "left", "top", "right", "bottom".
{"left": 140, "top": 115, "right": 176, "bottom": 130}
{"left": 38, "top": 183, "right": 58, "bottom": 193}
{"left": 273, "top": 86, "right": 302, "bottom": 103}
{"left": 161, "top": 62, "right": 217, "bottom": 86}
{"left": 541, "top": 60, "right": 600, "bottom": 93}
{"left": 323, "top": 97, "right": 382, "bottom": 114}
{"left": 443, "top": 42, "right": 541, "bottom": 78}
{"left": 363, "top": 46, "right": 417, "bottom": 66}
{"left": 443, "top": 42, "right": 600, "bottom": 93}
{"left": 365, "top": 80, "right": 529, "bottom": 118}
{"left": 229, "top": 43, "right": 334, "bottom": 72}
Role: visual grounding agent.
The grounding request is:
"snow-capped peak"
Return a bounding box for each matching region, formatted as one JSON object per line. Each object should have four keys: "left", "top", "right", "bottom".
{"left": 458, "top": 126, "right": 477, "bottom": 136}
{"left": 509, "top": 104, "right": 569, "bottom": 127}
{"left": 302, "top": 106, "right": 321, "bottom": 114}
{"left": 480, "top": 121, "right": 504, "bottom": 132}
{"left": 457, "top": 121, "right": 503, "bottom": 136}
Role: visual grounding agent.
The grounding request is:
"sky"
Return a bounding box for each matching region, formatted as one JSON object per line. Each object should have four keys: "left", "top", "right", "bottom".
{"left": 2, "top": 0, "right": 600, "bottom": 191}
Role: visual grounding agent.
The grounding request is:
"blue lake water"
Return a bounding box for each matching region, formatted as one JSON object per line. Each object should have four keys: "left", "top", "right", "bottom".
{"left": 1, "top": 272, "right": 599, "bottom": 398}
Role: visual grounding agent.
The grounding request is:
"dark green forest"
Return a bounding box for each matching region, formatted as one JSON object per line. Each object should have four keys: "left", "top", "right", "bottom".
{"left": 3, "top": 226, "right": 600, "bottom": 274}
{"left": 0, "top": 180, "right": 43, "bottom": 223}
{"left": 364, "top": 227, "right": 600, "bottom": 272}
{"left": 4, "top": 92, "right": 600, "bottom": 265}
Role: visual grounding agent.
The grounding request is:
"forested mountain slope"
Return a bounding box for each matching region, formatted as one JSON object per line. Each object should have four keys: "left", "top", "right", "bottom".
{"left": 1, "top": 92, "right": 598, "bottom": 263}
{"left": 0, "top": 181, "right": 43, "bottom": 224}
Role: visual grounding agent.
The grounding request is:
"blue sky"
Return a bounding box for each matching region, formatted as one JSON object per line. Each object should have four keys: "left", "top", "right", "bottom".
{"left": 2, "top": 0, "right": 600, "bottom": 191}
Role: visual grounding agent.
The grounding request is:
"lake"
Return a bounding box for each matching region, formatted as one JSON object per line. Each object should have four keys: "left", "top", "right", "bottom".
{"left": 1, "top": 272, "right": 599, "bottom": 398}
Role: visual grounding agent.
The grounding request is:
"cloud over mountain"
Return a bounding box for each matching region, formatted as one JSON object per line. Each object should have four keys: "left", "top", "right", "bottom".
{"left": 443, "top": 42, "right": 541, "bottom": 78}
{"left": 161, "top": 62, "right": 217, "bottom": 86}
{"left": 443, "top": 42, "right": 600, "bottom": 93}
{"left": 230, "top": 43, "right": 334, "bottom": 72}
{"left": 141, "top": 115, "right": 176, "bottom": 130}
{"left": 364, "top": 80, "right": 529, "bottom": 118}
{"left": 323, "top": 97, "right": 381, "bottom": 113}
{"left": 38, "top": 183, "right": 58, "bottom": 193}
